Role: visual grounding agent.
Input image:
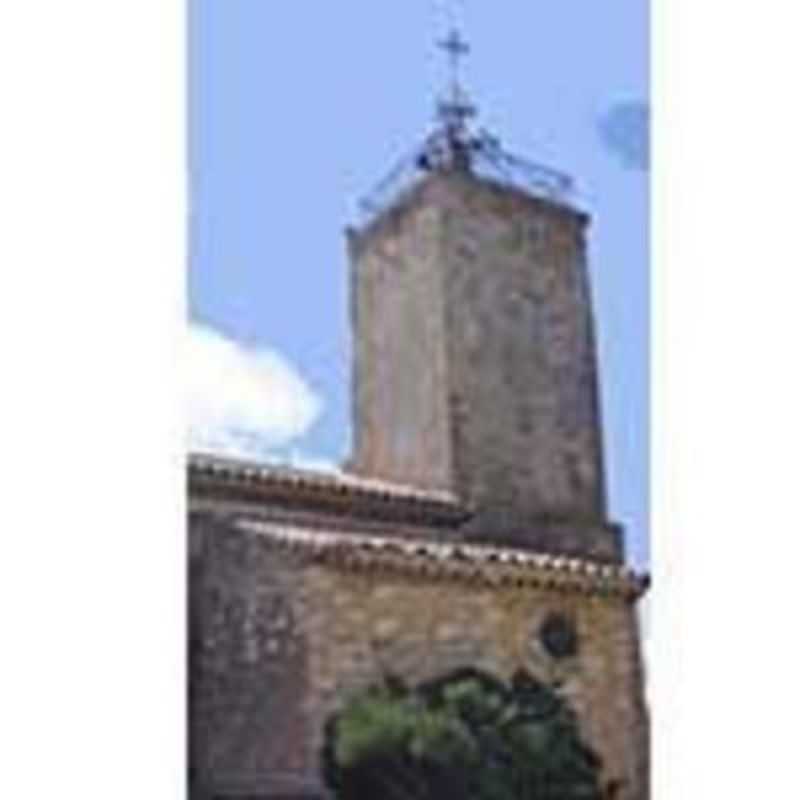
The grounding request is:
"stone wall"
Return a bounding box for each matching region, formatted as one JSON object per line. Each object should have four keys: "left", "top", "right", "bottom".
{"left": 189, "top": 512, "right": 318, "bottom": 799}
{"left": 304, "top": 561, "right": 648, "bottom": 800}
{"left": 189, "top": 509, "right": 647, "bottom": 800}
{"left": 439, "top": 175, "right": 607, "bottom": 522}
{"left": 348, "top": 191, "right": 454, "bottom": 493}
{"left": 349, "top": 172, "right": 612, "bottom": 558}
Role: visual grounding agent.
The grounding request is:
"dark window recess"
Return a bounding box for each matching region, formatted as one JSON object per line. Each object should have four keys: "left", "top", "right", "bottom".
{"left": 539, "top": 613, "right": 579, "bottom": 659}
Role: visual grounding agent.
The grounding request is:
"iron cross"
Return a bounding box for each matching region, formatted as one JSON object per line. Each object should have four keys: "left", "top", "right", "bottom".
{"left": 438, "top": 28, "right": 470, "bottom": 90}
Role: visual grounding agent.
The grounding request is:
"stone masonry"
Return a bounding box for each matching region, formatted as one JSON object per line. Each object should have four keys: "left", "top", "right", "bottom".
{"left": 188, "top": 458, "right": 649, "bottom": 800}
{"left": 348, "top": 172, "right": 615, "bottom": 559}
{"left": 188, "top": 170, "right": 649, "bottom": 799}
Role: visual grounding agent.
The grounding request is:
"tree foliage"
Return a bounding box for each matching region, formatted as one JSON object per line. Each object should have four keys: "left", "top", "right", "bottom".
{"left": 322, "top": 668, "right": 606, "bottom": 800}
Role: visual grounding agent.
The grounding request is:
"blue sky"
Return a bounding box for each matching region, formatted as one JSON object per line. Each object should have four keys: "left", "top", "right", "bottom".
{"left": 189, "top": 1, "right": 649, "bottom": 567}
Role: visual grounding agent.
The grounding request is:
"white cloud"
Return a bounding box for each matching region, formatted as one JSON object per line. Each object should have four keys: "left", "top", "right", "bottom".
{"left": 187, "top": 323, "right": 322, "bottom": 461}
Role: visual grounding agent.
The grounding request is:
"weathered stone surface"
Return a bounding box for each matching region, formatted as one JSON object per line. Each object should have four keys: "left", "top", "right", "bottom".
{"left": 302, "top": 566, "right": 648, "bottom": 800}
{"left": 349, "top": 172, "right": 611, "bottom": 558}
{"left": 189, "top": 512, "right": 319, "bottom": 799}
{"left": 188, "top": 506, "right": 648, "bottom": 800}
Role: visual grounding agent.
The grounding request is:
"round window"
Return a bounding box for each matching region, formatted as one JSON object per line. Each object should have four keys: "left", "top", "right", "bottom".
{"left": 539, "top": 613, "right": 578, "bottom": 659}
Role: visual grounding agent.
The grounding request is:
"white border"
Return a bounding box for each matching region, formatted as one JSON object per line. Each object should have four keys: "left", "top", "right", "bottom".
{"left": 653, "top": 0, "right": 800, "bottom": 797}
{"left": 0, "top": 2, "right": 185, "bottom": 798}
{"left": 2, "top": 1, "right": 800, "bottom": 797}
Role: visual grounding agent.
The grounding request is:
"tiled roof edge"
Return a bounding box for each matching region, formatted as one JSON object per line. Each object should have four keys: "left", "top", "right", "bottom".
{"left": 188, "top": 453, "right": 471, "bottom": 525}
{"left": 235, "top": 519, "right": 650, "bottom": 602}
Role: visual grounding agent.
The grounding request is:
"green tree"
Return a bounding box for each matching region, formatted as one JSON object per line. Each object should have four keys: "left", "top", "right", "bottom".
{"left": 322, "top": 668, "right": 606, "bottom": 800}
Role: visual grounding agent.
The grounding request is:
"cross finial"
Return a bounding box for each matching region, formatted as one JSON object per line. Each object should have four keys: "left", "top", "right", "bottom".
{"left": 435, "top": 26, "right": 476, "bottom": 138}
{"left": 438, "top": 27, "right": 470, "bottom": 90}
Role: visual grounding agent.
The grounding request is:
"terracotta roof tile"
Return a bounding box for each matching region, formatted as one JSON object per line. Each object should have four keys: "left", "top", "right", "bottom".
{"left": 235, "top": 519, "right": 649, "bottom": 601}
{"left": 188, "top": 453, "right": 471, "bottom": 528}
{"left": 188, "top": 452, "right": 462, "bottom": 505}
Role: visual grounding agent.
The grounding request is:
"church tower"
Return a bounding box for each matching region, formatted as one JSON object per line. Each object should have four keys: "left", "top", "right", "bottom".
{"left": 188, "top": 25, "right": 649, "bottom": 800}
{"left": 348, "top": 31, "right": 620, "bottom": 563}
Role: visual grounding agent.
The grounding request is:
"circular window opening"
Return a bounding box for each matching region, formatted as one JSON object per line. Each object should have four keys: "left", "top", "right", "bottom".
{"left": 540, "top": 613, "right": 579, "bottom": 659}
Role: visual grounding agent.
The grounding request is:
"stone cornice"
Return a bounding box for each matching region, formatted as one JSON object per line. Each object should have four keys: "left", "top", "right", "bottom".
{"left": 188, "top": 453, "right": 472, "bottom": 528}
{"left": 235, "top": 518, "right": 650, "bottom": 602}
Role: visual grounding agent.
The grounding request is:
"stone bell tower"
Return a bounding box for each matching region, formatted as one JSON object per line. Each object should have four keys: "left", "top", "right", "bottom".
{"left": 348, "top": 31, "right": 620, "bottom": 562}
{"left": 187, "top": 26, "right": 649, "bottom": 800}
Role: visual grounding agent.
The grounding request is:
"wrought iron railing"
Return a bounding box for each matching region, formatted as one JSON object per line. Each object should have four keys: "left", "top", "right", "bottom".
{"left": 357, "top": 127, "right": 576, "bottom": 227}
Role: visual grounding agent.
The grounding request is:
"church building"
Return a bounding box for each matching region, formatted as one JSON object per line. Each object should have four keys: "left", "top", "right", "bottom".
{"left": 189, "top": 29, "right": 649, "bottom": 800}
